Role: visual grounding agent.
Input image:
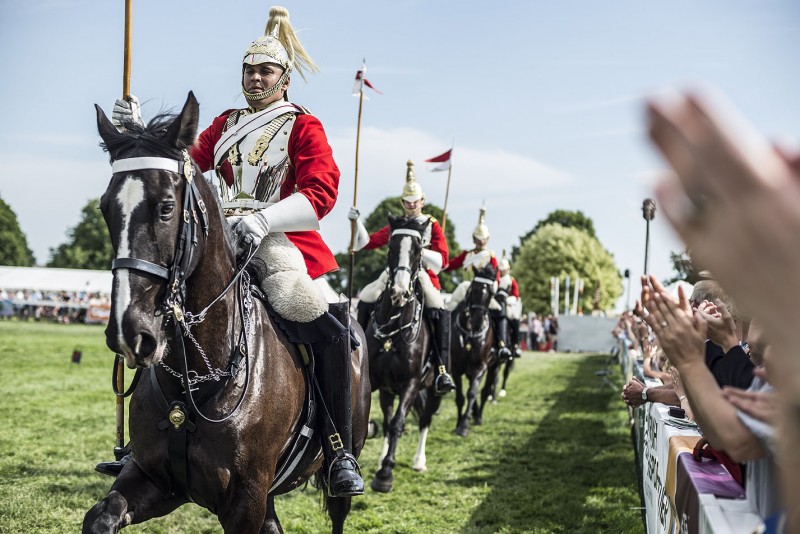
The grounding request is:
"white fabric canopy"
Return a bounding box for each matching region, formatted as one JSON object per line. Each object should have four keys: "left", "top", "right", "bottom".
{"left": 0, "top": 266, "right": 112, "bottom": 295}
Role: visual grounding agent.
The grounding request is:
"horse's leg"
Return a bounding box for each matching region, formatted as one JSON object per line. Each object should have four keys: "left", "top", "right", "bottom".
{"left": 500, "top": 358, "right": 514, "bottom": 397}
{"left": 376, "top": 390, "right": 394, "bottom": 469}
{"left": 454, "top": 371, "right": 465, "bottom": 432}
{"left": 457, "top": 365, "right": 487, "bottom": 438}
{"left": 218, "top": 481, "right": 270, "bottom": 534}
{"left": 83, "top": 463, "right": 185, "bottom": 533}
{"left": 372, "top": 381, "right": 419, "bottom": 493}
{"left": 325, "top": 495, "right": 352, "bottom": 534}
{"left": 413, "top": 392, "right": 442, "bottom": 472}
{"left": 260, "top": 495, "right": 282, "bottom": 534}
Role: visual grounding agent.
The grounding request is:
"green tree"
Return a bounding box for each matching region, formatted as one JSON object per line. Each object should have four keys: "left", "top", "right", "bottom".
{"left": 328, "top": 197, "right": 461, "bottom": 295}
{"left": 514, "top": 224, "right": 622, "bottom": 315}
{"left": 0, "top": 195, "right": 35, "bottom": 266}
{"left": 512, "top": 209, "right": 596, "bottom": 260}
{"left": 47, "top": 198, "right": 113, "bottom": 270}
{"left": 664, "top": 248, "right": 701, "bottom": 285}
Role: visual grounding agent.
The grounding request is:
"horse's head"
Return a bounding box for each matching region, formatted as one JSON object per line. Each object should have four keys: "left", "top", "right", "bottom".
{"left": 465, "top": 264, "right": 498, "bottom": 332}
{"left": 96, "top": 92, "right": 211, "bottom": 368}
{"left": 385, "top": 214, "right": 429, "bottom": 308}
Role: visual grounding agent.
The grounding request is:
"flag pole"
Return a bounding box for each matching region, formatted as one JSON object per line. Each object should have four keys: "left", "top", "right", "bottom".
{"left": 441, "top": 162, "right": 453, "bottom": 234}
{"left": 347, "top": 62, "right": 366, "bottom": 302}
{"left": 115, "top": 0, "right": 133, "bottom": 460}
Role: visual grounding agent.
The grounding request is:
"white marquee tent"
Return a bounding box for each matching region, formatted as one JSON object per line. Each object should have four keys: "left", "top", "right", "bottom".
{"left": 0, "top": 266, "right": 112, "bottom": 295}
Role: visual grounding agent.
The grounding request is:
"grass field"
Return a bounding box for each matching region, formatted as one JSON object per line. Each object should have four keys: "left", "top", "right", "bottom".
{"left": 0, "top": 320, "right": 643, "bottom": 533}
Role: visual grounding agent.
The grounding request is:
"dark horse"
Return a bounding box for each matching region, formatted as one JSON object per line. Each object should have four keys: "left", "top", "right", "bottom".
{"left": 449, "top": 265, "right": 498, "bottom": 437}
{"left": 366, "top": 215, "right": 442, "bottom": 492}
{"left": 83, "top": 93, "right": 369, "bottom": 534}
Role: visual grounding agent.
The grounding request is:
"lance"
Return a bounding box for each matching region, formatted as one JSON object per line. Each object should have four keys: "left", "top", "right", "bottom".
{"left": 114, "top": 0, "right": 133, "bottom": 459}
{"left": 347, "top": 60, "right": 367, "bottom": 302}
{"left": 441, "top": 162, "right": 453, "bottom": 234}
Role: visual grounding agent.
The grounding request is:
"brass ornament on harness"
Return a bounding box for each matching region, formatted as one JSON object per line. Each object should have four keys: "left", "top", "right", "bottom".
{"left": 168, "top": 405, "right": 186, "bottom": 430}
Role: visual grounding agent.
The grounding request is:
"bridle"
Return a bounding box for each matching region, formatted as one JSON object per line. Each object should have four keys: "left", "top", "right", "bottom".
{"left": 458, "top": 276, "right": 495, "bottom": 342}
{"left": 372, "top": 227, "right": 424, "bottom": 347}
{"left": 110, "top": 150, "right": 209, "bottom": 316}
{"left": 108, "top": 149, "right": 257, "bottom": 423}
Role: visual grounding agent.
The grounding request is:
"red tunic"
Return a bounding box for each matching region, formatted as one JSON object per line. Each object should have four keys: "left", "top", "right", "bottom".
{"left": 363, "top": 217, "right": 448, "bottom": 290}
{"left": 509, "top": 277, "right": 520, "bottom": 298}
{"left": 192, "top": 108, "right": 340, "bottom": 279}
{"left": 444, "top": 249, "right": 499, "bottom": 282}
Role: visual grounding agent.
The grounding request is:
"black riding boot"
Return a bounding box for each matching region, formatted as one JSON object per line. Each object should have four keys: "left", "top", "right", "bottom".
{"left": 356, "top": 300, "right": 374, "bottom": 332}
{"left": 313, "top": 302, "right": 364, "bottom": 497}
{"left": 425, "top": 308, "right": 456, "bottom": 395}
{"left": 509, "top": 318, "right": 522, "bottom": 357}
{"left": 95, "top": 442, "right": 132, "bottom": 477}
{"left": 493, "top": 314, "right": 512, "bottom": 360}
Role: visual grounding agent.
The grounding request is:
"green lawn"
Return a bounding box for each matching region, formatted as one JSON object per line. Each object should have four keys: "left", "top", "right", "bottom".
{"left": 0, "top": 321, "right": 642, "bottom": 533}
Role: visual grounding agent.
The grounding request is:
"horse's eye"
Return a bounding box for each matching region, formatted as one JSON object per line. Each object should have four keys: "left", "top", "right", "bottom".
{"left": 160, "top": 201, "right": 175, "bottom": 219}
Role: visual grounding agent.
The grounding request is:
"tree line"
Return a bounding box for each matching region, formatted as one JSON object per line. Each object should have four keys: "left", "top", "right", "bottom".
{"left": 1, "top": 193, "right": 626, "bottom": 313}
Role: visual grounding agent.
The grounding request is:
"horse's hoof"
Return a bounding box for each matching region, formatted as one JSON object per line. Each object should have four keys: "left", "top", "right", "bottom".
{"left": 473, "top": 418, "right": 483, "bottom": 426}
{"left": 455, "top": 426, "right": 469, "bottom": 438}
{"left": 366, "top": 419, "right": 380, "bottom": 439}
{"left": 370, "top": 475, "right": 394, "bottom": 493}
{"left": 412, "top": 464, "right": 427, "bottom": 472}
{"left": 499, "top": 389, "right": 507, "bottom": 398}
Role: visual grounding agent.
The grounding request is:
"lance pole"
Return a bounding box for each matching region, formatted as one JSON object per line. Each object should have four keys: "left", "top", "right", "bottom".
{"left": 347, "top": 65, "right": 366, "bottom": 302}
{"left": 441, "top": 163, "right": 453, "bottom": 234}
{"left": 115, "top": 0, "right": 133, "bottom": 458}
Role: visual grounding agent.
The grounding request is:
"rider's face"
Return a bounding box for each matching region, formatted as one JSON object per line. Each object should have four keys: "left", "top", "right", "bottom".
{"left": 402, "top": 198, "right": 423, "bottom": 217}
{"left": 243, "top": 63, "right": 289, "bottom": 109}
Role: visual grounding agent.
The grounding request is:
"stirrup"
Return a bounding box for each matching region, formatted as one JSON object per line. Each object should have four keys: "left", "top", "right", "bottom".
{"left": 434, "top": 370, "right": 456, "bottom": 395}
{"left": 327, "top": 452, "right": 364, "bottom": 497}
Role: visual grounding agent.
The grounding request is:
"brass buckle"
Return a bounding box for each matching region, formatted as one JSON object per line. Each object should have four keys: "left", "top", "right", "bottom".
{"left": 329, "top": 433, "right": 344, "bottom": 451}
{"left": 438, "top": 365, "right": 446, "bottom": 374}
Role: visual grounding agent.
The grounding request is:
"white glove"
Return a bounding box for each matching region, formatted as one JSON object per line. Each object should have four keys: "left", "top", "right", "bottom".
{"left": 235, "top": 212, "right": 270, "bottom": 256}
{"left": 112, "top": 95, "right": 143, "bottom": 130}
{"left": 347, "top": 206, "right": 360, "bottom": 221}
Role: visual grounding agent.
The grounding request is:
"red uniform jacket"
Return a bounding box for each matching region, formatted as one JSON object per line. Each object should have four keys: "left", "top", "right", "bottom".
{"left": 363, "top": 217, "right": 448, "bottom": 290}
{"left": 500, "top": 277, "right": 520, "bottom": 297}
{"left": 193, "top": 108, "right": 339, "bottom": 279}
{"left": 444, "top": 249, "right": 500, "bottom": 282}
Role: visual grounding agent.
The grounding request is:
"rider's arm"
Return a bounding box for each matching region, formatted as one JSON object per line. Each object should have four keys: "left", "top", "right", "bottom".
{"left": 443, "top": 250, "right": 467, "bottom": 272}
{"left": 510, "top": 278, "right": 520, "bottom": 298}
{"left": 190, "top": 111, "right": 233, "bottom": 174}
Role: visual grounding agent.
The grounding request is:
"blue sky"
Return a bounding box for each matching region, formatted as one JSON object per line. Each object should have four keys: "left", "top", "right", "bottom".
{"left": 2, "top": 1, "right": 799, "bottom": 308}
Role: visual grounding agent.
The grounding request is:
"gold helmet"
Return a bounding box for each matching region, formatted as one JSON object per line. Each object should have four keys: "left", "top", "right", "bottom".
{"left": 241, "top": 6, "right": 319, "bottom": 102}
{"left": 401, "top": 160, "right": 424, "bottom": 202}
{"left": 473, "top": 205, "right": 490, "bottom": 241}
{"left": 499, "top": 250, "right": 511, "bottom": 272}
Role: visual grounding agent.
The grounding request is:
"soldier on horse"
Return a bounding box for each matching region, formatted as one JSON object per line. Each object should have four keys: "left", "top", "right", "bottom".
{"left": 347, "top": 161, "right": 456, "bottom": 395}
{"left": 444, "top": 206, "right": 512, "bottom": 361}
{"left": 497, "top": 251, "right": 523, "bottom": 357}
{"left": 97, "top": 5, "right": 363, "bottom": 498}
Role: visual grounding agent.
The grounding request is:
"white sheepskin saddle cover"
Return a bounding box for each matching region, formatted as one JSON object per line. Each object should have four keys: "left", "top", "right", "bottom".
{"left": 254, "top": 233, "right": 328, "bottom": 323}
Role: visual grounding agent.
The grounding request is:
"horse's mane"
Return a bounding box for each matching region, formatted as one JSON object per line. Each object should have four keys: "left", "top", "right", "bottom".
{"left": 100, "top": 113, "right": 187, "bottom": 161}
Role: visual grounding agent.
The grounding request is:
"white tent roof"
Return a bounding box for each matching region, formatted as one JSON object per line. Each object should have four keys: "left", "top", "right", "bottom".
{"left": 0, "top": 266, "right": 112, "bottom": 295}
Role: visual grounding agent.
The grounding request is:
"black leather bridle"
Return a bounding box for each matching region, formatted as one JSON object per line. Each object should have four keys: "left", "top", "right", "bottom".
{"left": 110, "top": 150, "right": 209, "bottom": 316}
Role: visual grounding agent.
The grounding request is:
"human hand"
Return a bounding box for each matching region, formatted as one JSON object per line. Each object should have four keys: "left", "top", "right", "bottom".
{"left": 235, "top": 212, "right": 270, "bottom": 257}
{"left": 646, "top": 88, "right": 800, "bottom": 350}
{"left": 696, "top": 299, "right": 739, "bottom": 352}
{"left": 621, "top": 379, "right": 646, "bottom": 407}
{"left": 722, "top": 385, "right": 779, "bottom": 427}
{"left": 641, "top": 277, "right": 707, "bottom": 370}
{"left": 347, "top": 207, "right": 360, "bottom": 221}
{"left": 670, "top": 367, "right": 685, "bottom": 398}
{"left": 112, "top": 95, "right": 143, "bottom": 130}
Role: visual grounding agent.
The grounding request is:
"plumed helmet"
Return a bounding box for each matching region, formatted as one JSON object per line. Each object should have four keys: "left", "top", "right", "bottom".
{"left": 473, "top": 205, "right": 490, "bottom": 241}
{"left": 499, "top": 250, "right": 510, "bottom": 272}
{"left": 401, "top": 160, "right": 424, "bottom": 202}
{"left": 241, "top": 7, "right": 319, "bottom": 103}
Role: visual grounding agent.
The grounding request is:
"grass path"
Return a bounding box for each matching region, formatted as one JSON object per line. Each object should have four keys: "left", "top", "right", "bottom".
{"left": 0, "top": 321, "right": 641, "bottom": 533}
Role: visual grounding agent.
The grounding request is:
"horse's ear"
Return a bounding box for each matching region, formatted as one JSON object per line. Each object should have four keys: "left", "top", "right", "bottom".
{"left": 387, "top": 212, "right": 398, "bottom": 227}
{"left": 95, "top": 104, "right": 120, "bottom": 152}
{"left": 164, "top": 91, "right": 199, "bottom": 150}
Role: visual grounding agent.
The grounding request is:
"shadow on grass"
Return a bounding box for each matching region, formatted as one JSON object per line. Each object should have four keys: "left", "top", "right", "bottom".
{"left": 456, "top": 354, "right": 641, "bottom": 533}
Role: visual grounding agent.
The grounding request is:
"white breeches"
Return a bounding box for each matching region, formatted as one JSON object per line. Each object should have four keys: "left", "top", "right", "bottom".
{"left": 358, "top": 269, "right": 443, "bottom": 309}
